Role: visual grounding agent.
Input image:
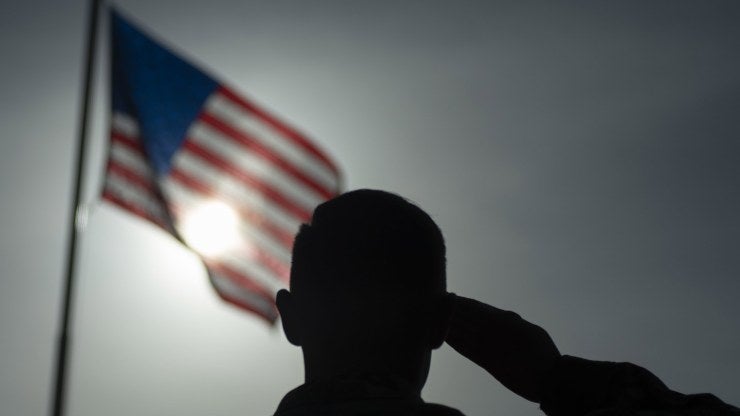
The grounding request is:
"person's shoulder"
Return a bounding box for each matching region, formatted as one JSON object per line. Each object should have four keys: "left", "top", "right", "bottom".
{"left": 273, "top": 400, "right": 465, "bottom": 416}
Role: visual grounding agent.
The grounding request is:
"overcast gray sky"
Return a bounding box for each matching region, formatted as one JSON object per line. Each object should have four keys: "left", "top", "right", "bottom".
{"left": 1, "top": 1, "right": 738, "bottom": 415}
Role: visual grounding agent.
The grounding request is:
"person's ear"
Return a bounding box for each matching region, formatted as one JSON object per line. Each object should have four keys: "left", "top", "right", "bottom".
{"left": 276, "top": 289, "right": 301, "bottom": 346}
{"left": 427, "top": 292, "right": 456, "bottom": 349}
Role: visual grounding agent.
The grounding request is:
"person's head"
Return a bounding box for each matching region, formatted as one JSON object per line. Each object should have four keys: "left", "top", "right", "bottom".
{"left": 276, "top": 189, "right": 453, "bottom": 393}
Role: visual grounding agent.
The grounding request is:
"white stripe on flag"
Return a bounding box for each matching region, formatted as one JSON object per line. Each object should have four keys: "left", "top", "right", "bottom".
{"left": 112, "top": 112, "right": 140, "bottom": 137}
{"left": 104, "top": 174, "right": 168, "bottom": 222}
{"left": 162, "top": 178, "right": 291, "bottom": 264}
{"left": 216, "top": 251, "right": 285, "bottom": 292}
{"left": 205, "top": 93, "right": 339, "bottom": 191}
{"left": 168, "top": 150, "right": 304, "bottom": 232}
{"left": 109, "top": 141, "right": 152, "bottom": 177}
{"left": 209, "top": 271, "right": 276, "bottom": 318}
{"left": 188, "top": 121, "right": 324, "bottom": 210}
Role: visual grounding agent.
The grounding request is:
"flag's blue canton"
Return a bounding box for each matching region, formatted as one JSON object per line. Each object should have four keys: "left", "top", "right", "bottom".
{"left": 111, "top": 10, "right": 218, "bottom": 174}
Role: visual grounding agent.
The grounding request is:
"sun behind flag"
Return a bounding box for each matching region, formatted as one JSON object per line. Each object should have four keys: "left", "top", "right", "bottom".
{"left": 102, "top": 10, "right": 342, "bottom": 323}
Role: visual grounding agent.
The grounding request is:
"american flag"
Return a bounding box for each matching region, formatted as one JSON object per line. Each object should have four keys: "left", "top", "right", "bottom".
{"left": 102, "top": 10, "right": 342, "bottom": 323}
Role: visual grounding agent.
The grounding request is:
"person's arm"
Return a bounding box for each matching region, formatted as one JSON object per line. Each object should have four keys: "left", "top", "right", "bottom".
{"left": 539, "top": 354, "right": 738, "bottom": 416}
{"left": 445, "top": 295, "right": 739, "bottom": 416}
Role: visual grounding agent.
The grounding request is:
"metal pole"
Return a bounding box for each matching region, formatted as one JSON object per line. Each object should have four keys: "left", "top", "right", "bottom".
{"left": 51, "top": 0, "right": 102, "bottom": 415}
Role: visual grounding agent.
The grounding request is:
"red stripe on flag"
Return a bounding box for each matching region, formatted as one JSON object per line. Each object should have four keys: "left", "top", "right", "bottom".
{"left": 181, "top": 139, "right": 313, "bottom": 221}
{"left": 168, "top": 200, "right": 290, "bottom": 282}
{"left": 102, "top": 189, "right": 168, "bottom": 230}
{"left": 199, "top": 112, "right": 334, "bottom": 200}
{"left": 169, "top": 169, "right": 296, "bottom": 249}
{"left": 217, "top": 85, "right": 340, "bottom": 178}
{"left": 215, "top": 290, "right": 278, "bottom": 324}
{"left": 111, "top": 131, "right": 146, "bottom": 156}
{"left": 248, "top": 245, "right": 290, "bottom": 283}
{"left": 205, "top": 261, "right": 277, "bottom": 303}
{"left": 107, "top": 160, "right": 157, "bottom": 195}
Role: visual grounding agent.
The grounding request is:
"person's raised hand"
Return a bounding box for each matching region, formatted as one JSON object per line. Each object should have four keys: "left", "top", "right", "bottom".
{"left": 445, "top": 295, "right": 561, "bottom": 403}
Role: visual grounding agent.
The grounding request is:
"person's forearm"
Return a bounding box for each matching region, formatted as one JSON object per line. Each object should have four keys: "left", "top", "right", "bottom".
{"left": 445, "top": 295, "right": 561, "bottom": 403}
{"left": 540, "top": 355, "right": 740, "bottom": 416}
{"left": 445, "top": 296, "right": 739, "bottom": 415}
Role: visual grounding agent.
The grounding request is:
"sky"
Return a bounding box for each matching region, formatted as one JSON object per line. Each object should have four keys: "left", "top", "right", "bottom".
{"left": 1, "top": 1, "right": 739, "bottom": 415}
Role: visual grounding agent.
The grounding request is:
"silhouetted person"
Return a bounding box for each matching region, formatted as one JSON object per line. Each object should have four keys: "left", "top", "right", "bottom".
{"left": 275, "top": 189, "right": 458, "bottom": 415}
{"left": 275, "top": 189, "right": 739, "bottom": 416}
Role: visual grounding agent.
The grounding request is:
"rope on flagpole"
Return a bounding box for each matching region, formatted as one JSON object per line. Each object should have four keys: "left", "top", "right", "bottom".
{"left": 51, "top": 0, "right": 102, "bottom": 415}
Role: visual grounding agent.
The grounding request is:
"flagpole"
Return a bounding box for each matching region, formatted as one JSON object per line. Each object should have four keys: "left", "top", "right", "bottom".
{"left": 51, "top": 0, "right": 102, "bottom": 415}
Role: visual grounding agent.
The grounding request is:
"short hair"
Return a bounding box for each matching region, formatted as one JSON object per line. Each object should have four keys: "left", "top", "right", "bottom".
{"left": 290, "top": 189, "right": 446, "bottom": 300}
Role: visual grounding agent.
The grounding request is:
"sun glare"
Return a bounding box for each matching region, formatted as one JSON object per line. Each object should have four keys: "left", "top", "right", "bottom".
{"left": 180, "top": 200, "right": 241, "bottom": 258}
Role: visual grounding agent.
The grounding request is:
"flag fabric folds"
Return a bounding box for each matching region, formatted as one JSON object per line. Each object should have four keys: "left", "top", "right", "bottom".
{"left": 102, "top": 10, "right": 342, "bottom": 323}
